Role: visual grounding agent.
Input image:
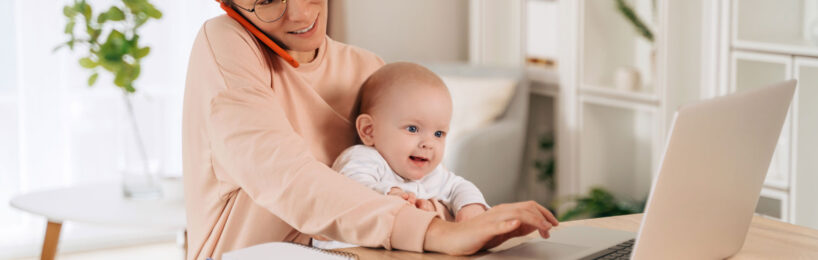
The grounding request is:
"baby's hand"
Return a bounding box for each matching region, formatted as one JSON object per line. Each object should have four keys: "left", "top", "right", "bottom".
{"left": 387, "top": 187, "right": 417, "bottom": 205}
{"left": 415, "top": 198, "right": 436, "bottom": 212}
{"left": 455, "top": 203, "right": 487, "bottom": 222}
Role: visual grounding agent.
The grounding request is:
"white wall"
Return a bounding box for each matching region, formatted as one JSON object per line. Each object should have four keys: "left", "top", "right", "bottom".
{"left": 0, "top": 1, "right": 222, "bottom": 257}
{"left": 471, "top": 0, "right": 523, "bottom": 66}
{"left": 329, "top": 0, "right": 470, "bottom": 63}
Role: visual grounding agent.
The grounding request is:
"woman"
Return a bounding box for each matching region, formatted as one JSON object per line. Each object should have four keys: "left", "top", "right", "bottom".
{"left": 182, "top": 0, "right": 558, "bottom": 259}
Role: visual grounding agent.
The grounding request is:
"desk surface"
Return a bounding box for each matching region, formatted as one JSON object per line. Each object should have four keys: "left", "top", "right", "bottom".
{"left": 337, "top": 214, "right": 818, "bottom": 259}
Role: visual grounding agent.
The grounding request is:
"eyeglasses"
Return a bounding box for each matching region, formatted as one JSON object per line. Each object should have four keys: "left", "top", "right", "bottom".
{"left": 233, "top": 0, "right": 288, "bottom": 23}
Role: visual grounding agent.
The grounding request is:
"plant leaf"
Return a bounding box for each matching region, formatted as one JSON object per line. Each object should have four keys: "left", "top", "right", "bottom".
{"left": 64, "top": 20, "right": 76, "bottom": 34}
{"left": 144, "top": 4, "right": 162, "bottom": 19}
{"left": 106, "top": 6, "right": 126, "bottom": 21}
{"left": 132, "top": 47, "right": 150, "bottom": 59}
{"left": 63, "top": 6, "right": 77, "bottom": 18}
{"left": 114, "top": 68, "right": 127, "bottom": 87}
{"left": 79, "top": 1, "right": 92, "bottom": 22}
{"left": 97, "top": 13, "right": 108, "bottom": 24}
{"left": 87, "top": 72, "right": 99, "bottom": 86}
{"left": 79, "top": 57, "right": 97, "bottom": 68}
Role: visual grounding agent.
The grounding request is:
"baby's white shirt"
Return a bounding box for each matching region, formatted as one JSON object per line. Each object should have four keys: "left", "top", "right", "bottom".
{"left": 313, "top": 144, "right": 491, "bottom": 249}
{"left": 332, "top": 144, "right": 489, "bottom": 214}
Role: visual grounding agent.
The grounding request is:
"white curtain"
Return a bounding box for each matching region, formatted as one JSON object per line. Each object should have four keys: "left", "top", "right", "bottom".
{"left": 0, "top": 0, "right": 222, "bottom": 257}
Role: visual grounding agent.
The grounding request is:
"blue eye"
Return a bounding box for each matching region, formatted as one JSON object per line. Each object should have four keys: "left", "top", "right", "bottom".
{"left": 434, "top": 131, "right": 445, "bottom": 138}
{"left": 406, "top": 125, "right": 418, "bottom": 133}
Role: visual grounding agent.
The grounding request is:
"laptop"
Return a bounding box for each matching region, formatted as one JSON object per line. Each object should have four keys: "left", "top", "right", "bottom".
{"left": 480, "top": 80, "right": 797, "bottom": 260}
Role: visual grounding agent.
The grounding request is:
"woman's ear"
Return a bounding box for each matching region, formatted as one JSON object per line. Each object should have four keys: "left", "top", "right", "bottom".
{"left": 356, "top": 114, "right": 376, "bottom": 146}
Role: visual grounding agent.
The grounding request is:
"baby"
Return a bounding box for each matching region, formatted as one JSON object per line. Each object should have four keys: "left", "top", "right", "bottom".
{"left": 313, "top": 62, "right": 489, "bottom": 249}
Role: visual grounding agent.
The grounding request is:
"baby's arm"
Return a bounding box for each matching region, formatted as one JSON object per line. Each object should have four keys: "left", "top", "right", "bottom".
{"left": 438, "top": 170, "right": 490, "bottom": 222}
{"left": 332, "top": 146, "right": 398, "bottom": 195}
{"left": 456, "top": 203, "right": 487, "bottom": 222}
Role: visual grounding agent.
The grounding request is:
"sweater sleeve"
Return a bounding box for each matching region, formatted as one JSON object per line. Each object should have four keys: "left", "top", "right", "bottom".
{"left": 332, "top": 146, "right": 400, "bottom": 195}
{"left": 199, "top": 18, "right": 435, "bottom": 252}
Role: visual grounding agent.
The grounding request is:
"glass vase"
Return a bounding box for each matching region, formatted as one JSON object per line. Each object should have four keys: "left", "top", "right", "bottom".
{"left": 120, "top": 93, "right": 162, "bottom": 199}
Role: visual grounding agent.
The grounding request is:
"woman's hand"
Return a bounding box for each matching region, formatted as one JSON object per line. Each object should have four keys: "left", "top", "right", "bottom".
{"left": 422, "top": 201, "right": 559, "bottom": 256}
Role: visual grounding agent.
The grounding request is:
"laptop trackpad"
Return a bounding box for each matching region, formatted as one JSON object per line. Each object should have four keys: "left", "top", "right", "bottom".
{"left": 477, "top": 241, "right": 590, "bottom": 260}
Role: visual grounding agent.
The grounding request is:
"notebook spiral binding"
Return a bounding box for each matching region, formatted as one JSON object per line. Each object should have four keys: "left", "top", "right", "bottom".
{"left": 291, "top": 242, "right": 358, "bottom": 259}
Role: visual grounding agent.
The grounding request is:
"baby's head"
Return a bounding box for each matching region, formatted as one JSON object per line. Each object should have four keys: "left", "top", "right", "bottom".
{"left": 356, "top": 62, "right": 452, "bottom": 181}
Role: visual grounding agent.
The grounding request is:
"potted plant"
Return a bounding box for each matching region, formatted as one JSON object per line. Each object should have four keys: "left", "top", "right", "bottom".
{"left": 57, "top": 0, "right": 163, "bottom": 198}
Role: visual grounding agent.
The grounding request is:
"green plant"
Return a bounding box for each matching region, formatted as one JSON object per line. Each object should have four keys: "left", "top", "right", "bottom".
{"left": 557, "top": 187, "right": 646, "bottom": 221}
{"left": 57, "top": 0, "right": 162, "bottom": 93}
{"left": 56, "top": 0, "right": 162, "bottom": 189}
{"left": 534, "top": 134, "right": 556, "bottom": 191}
{"left": 615, "top": 0, "right": 654, "bottom": 43}
{"left": 532, "top": 133, "right": 645, "bottom": 221}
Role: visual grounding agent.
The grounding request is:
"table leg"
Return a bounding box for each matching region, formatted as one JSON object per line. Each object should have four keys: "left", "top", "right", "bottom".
{"left": 41, "top": 220, "right": 62, "bottom": 260}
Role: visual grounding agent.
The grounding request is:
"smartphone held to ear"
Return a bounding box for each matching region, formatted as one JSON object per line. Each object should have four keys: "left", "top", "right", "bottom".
{"left": 217, "top": 0, "right": 300, "bottom": 68}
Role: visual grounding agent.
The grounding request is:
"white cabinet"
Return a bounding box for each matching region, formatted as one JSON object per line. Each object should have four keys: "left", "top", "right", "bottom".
{"left": 526, "top": 0, "right": 817, "bottom": 227}
{"left": 549, "top": 0, "right": 664, "bottom": 202}
{"left": 714, "top": 0, "right": 818, "bottom": 227}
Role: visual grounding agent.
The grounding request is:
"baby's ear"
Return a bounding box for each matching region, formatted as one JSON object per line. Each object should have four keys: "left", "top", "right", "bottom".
{"left": 356, "top": 114, "right": 376, "bottom": 146}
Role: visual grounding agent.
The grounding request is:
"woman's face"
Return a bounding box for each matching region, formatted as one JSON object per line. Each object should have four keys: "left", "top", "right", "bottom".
{"left": 233, "top": 0, "right": 328, "bottom": 52}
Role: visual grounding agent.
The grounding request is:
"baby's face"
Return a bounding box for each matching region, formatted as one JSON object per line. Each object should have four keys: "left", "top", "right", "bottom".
{"left": 368, "top": 85, "right": 452, "bottom": 181}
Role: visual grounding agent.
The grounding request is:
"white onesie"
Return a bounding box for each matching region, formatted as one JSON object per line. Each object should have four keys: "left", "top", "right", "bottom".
{"left": 312, "top": 144, "right": 489, "bottom": 249}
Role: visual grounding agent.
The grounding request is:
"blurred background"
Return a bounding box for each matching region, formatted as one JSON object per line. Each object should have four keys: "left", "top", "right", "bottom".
{"left": 1, "top": 0, "right": 817, "bottom": 259}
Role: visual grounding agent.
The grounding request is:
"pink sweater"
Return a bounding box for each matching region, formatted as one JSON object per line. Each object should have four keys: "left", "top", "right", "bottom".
{"left": 182, "top": 15, "right": 437, "bottom": 259}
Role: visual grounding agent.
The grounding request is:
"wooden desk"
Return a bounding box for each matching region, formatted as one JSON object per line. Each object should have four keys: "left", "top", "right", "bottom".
{"left": 336, "top": 214, "right": 818, "bottom": 259}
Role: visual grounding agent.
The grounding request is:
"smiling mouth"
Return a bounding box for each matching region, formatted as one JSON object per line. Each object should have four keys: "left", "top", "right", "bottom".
{"left": 288, "top": 17, "right": 317, "bottom": 34}
{"left": 409, "top": 156, "right": 429, "bottom": 162}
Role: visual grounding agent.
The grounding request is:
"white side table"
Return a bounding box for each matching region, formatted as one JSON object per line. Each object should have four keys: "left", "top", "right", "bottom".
{"left": 9, "top": 182, "right": 186, "bottom": 260}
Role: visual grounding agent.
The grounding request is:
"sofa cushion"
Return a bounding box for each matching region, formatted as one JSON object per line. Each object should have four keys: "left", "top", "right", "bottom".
{"left": 441, "top": 76, "right": 518, "bottom": 143}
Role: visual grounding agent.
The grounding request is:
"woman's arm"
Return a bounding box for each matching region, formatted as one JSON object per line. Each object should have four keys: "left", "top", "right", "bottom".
{"left": 198, "top": 19, "right": 436, "bottom": 252}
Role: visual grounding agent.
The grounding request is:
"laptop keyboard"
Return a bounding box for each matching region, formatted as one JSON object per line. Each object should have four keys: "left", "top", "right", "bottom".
{"left": 579, "top": 239, "right": 635, "bottom": 260}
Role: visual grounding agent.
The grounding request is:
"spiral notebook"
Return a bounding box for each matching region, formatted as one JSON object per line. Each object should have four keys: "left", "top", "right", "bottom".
{"left": 222, "top": 242, "right": 357, "bottom": 260}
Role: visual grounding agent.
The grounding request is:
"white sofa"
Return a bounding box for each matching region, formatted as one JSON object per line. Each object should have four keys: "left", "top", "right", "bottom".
{"left": 426, "top": 63, "right": 529, "bottom": 206}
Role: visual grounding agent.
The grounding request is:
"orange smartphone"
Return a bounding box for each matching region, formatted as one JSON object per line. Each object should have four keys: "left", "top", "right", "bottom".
{"left": 217, "top": 0, "right": 299, "bottom": 68}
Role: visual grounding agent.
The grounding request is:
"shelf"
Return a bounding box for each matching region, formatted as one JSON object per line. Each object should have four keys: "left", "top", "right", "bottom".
{"left": 526, "top": 65, "right": 559, "bottom": 85}
{"left": 579, "top": 85, "right": 660, "bottom": 109}
{"left": 734, "top": 40, "right": 818, "bottom": 58}
{"left": 578, "top": 102, "right": 656, "bottom": 201}
{"left": 756, "top": 188, "right": 789, "bottom": 222}
{"left": 580, "top": 0, "right": 655, "bottom": 89}
{"left": 530, "top": 83, "right": 559, "bottom": 97}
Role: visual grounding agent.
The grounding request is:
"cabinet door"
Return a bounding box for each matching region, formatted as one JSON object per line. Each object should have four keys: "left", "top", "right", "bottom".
{"left": 733, "top": 0, "right": 818, "bottom": 57}
{"left": 793, "top": 57, "right": 818, "bottom": 229}
{"left": 731, "top": 51, "right": 793, "bottom": 190}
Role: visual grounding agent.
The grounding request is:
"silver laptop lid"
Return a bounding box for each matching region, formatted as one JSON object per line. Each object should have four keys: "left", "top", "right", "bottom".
{"left": 632, "top": 80, "right": 797, "bottom": 259}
